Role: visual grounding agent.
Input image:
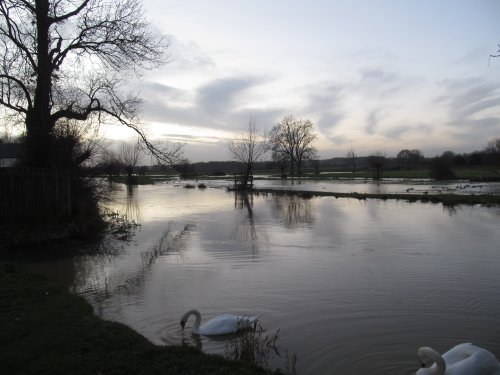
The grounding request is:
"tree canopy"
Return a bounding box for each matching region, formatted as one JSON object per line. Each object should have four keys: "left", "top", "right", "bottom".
{"left": 269, "top": 115, "right": 317, "bottom": 175}
{"left": 0, "top": 0, "right": 182, "bottom": 168}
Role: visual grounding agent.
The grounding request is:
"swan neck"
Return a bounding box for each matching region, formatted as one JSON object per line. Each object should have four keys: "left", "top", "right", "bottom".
{"left": 185, "top": 309, "right": 202, "bottom": 332}
{"left": 420, "top": 347, "right": 446, "bottom": 375}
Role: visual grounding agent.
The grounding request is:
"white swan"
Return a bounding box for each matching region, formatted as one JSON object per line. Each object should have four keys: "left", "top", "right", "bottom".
{"left": 417, "top": 343, "right": 500, "bottom": 375}
{"left": 180, "top": 309, "right": 258, "bottom": 335}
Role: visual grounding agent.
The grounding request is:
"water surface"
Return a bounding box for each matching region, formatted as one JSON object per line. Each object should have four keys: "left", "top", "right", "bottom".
{"left": 8, "top": 183, "right": 500, "bottom": 374}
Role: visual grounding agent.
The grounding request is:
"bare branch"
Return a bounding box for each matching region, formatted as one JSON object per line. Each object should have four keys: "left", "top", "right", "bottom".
{"left": 0, "top": 0, "right": 179, "bottom": 167}
{"left": 269, "top": 115, "right": 317, "bottom": 175}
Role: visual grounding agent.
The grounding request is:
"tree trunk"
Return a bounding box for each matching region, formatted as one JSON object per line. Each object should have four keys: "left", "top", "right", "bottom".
{"left": 25, "top": 0, "right": 53, "bottom": 168}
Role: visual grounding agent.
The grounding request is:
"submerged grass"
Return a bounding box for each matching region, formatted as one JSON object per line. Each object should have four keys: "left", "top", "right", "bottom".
{"left": 0, "top": 268, "right": 272, "bottom": 375}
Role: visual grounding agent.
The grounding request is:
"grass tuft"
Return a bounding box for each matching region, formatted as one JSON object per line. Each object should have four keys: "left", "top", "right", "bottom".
{"left": 225, "top": 321, "right": 298, "bottom": 374}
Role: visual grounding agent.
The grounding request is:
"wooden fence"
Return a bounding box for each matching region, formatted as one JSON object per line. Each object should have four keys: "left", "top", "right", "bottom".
{"left": 0, "top": 168, "right": 71, "bottom": 225}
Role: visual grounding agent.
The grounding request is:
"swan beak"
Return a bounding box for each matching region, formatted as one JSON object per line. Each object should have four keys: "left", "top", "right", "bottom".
{"left": 420, "top": 361, "right": 425, "bottom": 368}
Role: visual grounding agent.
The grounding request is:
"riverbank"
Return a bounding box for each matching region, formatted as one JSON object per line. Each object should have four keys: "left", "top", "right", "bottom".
{"left": 0, "top": 268, "right": 271, "bottom": 375}
{"left": 254, "top": 188, "right": 500, "bottom": 206}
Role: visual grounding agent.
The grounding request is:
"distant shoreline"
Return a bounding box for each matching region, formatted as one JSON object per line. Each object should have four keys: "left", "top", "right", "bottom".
{"left": 252, "top": 188, "right": 500, "bottom": 206}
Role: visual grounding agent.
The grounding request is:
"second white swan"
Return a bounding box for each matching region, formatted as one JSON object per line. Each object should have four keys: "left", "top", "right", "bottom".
{"left": 180, "top": 309, "right": 258, "bottom": 335}
{"left": 416, "top": 343, "right": 500, "bottom": 375}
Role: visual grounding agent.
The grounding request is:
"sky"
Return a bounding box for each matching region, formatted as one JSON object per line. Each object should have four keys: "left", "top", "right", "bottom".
{"left": 110, "top": 0, "right": 500, "bottom": 162}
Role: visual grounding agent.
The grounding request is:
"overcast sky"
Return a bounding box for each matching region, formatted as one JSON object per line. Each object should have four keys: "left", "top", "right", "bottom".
{"left": 113, "top": 0, "right": 500, "bottom": 161}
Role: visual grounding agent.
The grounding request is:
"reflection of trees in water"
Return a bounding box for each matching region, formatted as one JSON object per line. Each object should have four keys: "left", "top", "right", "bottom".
{"left": 125, "top": 184, "right": 141, "bottom": 223}
{"left": 141, "top": 222, "right": 197, "bottom": 268}
{"left": 442, "top": 204, "right": 461, "bottom": 217}
{"left": 271, "top": 195, "right": 314, "bottom": 228}
{"left": 72, "top": 222, "right": 197, "bottom": 312}
{"left": 232, "top": 193, "right": 266, "bottom": 253}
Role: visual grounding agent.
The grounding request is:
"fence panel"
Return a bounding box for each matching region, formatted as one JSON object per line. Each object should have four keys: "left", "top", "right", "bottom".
{"left": 0, "top": 168, "right": 71, "bottom": 225}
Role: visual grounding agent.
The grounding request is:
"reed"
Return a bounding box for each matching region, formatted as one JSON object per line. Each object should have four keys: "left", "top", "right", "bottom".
{"left": 225, "top": 320, "right": 298, "bottom": 374}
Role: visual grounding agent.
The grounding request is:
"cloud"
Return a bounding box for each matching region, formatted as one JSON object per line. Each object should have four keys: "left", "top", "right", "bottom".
{"left": 196, "top": 77, "right": 262, "bottom": 117}
{"left": 435, "top": 77, "right": 500, "bottom": 145}
{"left": 383, "top": 123, "right": 433, "bottom": 139}
{"left": 164, "top": 34, "right": 216, "bottom": 71}
{"left": 365, "top": 110, "right": 381, "bottom": 135}
{"left": 159, "top": 133, "right": 228, "bottom": 144}
{"left": 438, "top": 78, "right": 500, "bottom": 120}
{"left": 355, "top": 68, "right": 412, "bottom": 97}
{"left": 137, "top": 75, "right": 285, "bottom": 133}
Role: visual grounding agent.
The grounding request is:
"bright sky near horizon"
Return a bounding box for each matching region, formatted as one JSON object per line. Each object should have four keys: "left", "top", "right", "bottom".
{"left": 115, "top": 0, "right": 500, "bottom": 162}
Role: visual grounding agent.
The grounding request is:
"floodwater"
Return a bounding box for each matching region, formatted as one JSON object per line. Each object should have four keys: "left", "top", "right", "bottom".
{"left": 7, "top": 183, "right": 500, "bottom": 374}
{"left": 197, "top": 177, "right": 500, "bottom": 195}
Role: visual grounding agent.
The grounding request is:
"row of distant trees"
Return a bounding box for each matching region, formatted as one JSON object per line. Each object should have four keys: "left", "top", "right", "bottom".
{"left": 348, "top": 138, "right": 500, "bottom": 180}
{"left": 225, "top": 112, "right": 500, "bottom": 186}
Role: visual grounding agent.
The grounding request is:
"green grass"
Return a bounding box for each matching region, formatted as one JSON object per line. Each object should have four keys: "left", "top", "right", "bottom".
{"left": 0, "top": 268, "right": 272, "bottom": 375}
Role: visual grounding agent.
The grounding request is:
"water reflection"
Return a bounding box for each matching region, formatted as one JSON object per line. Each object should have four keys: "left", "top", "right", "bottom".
{"left": 146, "top": 222, "right": 198, "bottom": 265}
{"left": 125, "top": 184, "right": 141, "bottom": 223}
{"left": 6, "top": 184, "right": 500, "bottom": 375}
{"left": 270, "top": 194, "right": 314, "bottom": 228}
{"left": 232, "top": 192, "right": 262, "bottom": 253}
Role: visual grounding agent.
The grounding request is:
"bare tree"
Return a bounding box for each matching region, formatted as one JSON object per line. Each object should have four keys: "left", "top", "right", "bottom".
{"left": 99, "top": 149, "right": 122, "bottom": 177}
{"left": 119, "top": 140, "right": 141, "bottom": 179}
{"left": 269, "top": 115, "right": 317, "bottom": 175}
{"left": 345, "top": 147, "right": 357, "bottom": 173}
{"left": 228, "top": 118, "right": 268, "bottom": 189}
{"left": 368, "top": 152, "right": 386, "bottom": 180}
{"left": 484, "top": 136, "right": 500, "bottom": 166}
{"left": 0, "top": 0, "right": 183, "bottom": 168}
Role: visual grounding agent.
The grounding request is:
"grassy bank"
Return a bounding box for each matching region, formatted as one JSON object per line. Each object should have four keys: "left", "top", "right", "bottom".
{"left": 0, "top": 269, "right": 271, "bottom": 375}
{"left": 254, "top": 188, "right": 500, "bottom": 206}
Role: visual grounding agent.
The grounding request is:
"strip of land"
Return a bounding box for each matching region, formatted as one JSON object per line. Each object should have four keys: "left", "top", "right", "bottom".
{"left": 0, "top": 269, "right": 271, "bottom": 375}
{"left": 253, "top": 188, "right": 500, "bottom": 206}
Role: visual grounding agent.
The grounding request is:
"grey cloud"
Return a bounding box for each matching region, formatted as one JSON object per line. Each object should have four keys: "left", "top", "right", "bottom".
{"left": 365, "top": 110, "right": 381, "bottom": 135}
{"left": 355, "top": 68, "right": 423, "bottom": 100}
{"left": 138, "top": 75, "right": 284, "bottom": 131}
{"left": 160, "top": 133, "right": 228, "bottom": 144}
{"left": 317, "top": 112, "right": 344, "bottom": 132}
{"left": 436, "top": 77, "right": 500, "bottom": 144}
{"left": 196, "top": 77, "right": 262, "bottom": 116}
{"left": 447, "top": 117, "right": 500, "bottom": 149}
{"left": 439, "top": 79, "right": 500, "bottom": 120}
{"left": 359, "top": 69, "right": 397, "bottom": 84}
{"left": 328, "top": 134, "right": 349, "bottom": 146}
{"left": 300, "top": 83, "right": 345, "bottom": 133}
{"left": 384, "top": 123, "right": 433, "bottom": 139}
{"left": 141, "top": 97, "right": 201, "bottom": 126}
{"left": 165, "top": 34, "right": 216, "bottom": 71}
{"left": 229, "top": 108, "right": 285, "bottom": 131}
{"left": 139, "top": 81, "right": 187, "bottom": 98}
{"left": 306, "top": 84, "right": 343, "bottom": 112}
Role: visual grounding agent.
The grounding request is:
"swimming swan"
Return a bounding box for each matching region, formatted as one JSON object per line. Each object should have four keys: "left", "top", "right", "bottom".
{"left": 180, "top": 309, "right": 258, "bottom": 335}
{"left": 416, "top": 343, "right": 500, "bottom": 375}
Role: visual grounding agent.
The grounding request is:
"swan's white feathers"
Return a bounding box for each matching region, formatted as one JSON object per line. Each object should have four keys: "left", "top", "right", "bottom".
{"left": 417, "top": 343, "right": 500, "bottom": 375}
{"left": 180, "top": 309, "right": 258, "bottom": 336}
{"left": 196, "top": 314, "right": 257, "bottom": 335}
